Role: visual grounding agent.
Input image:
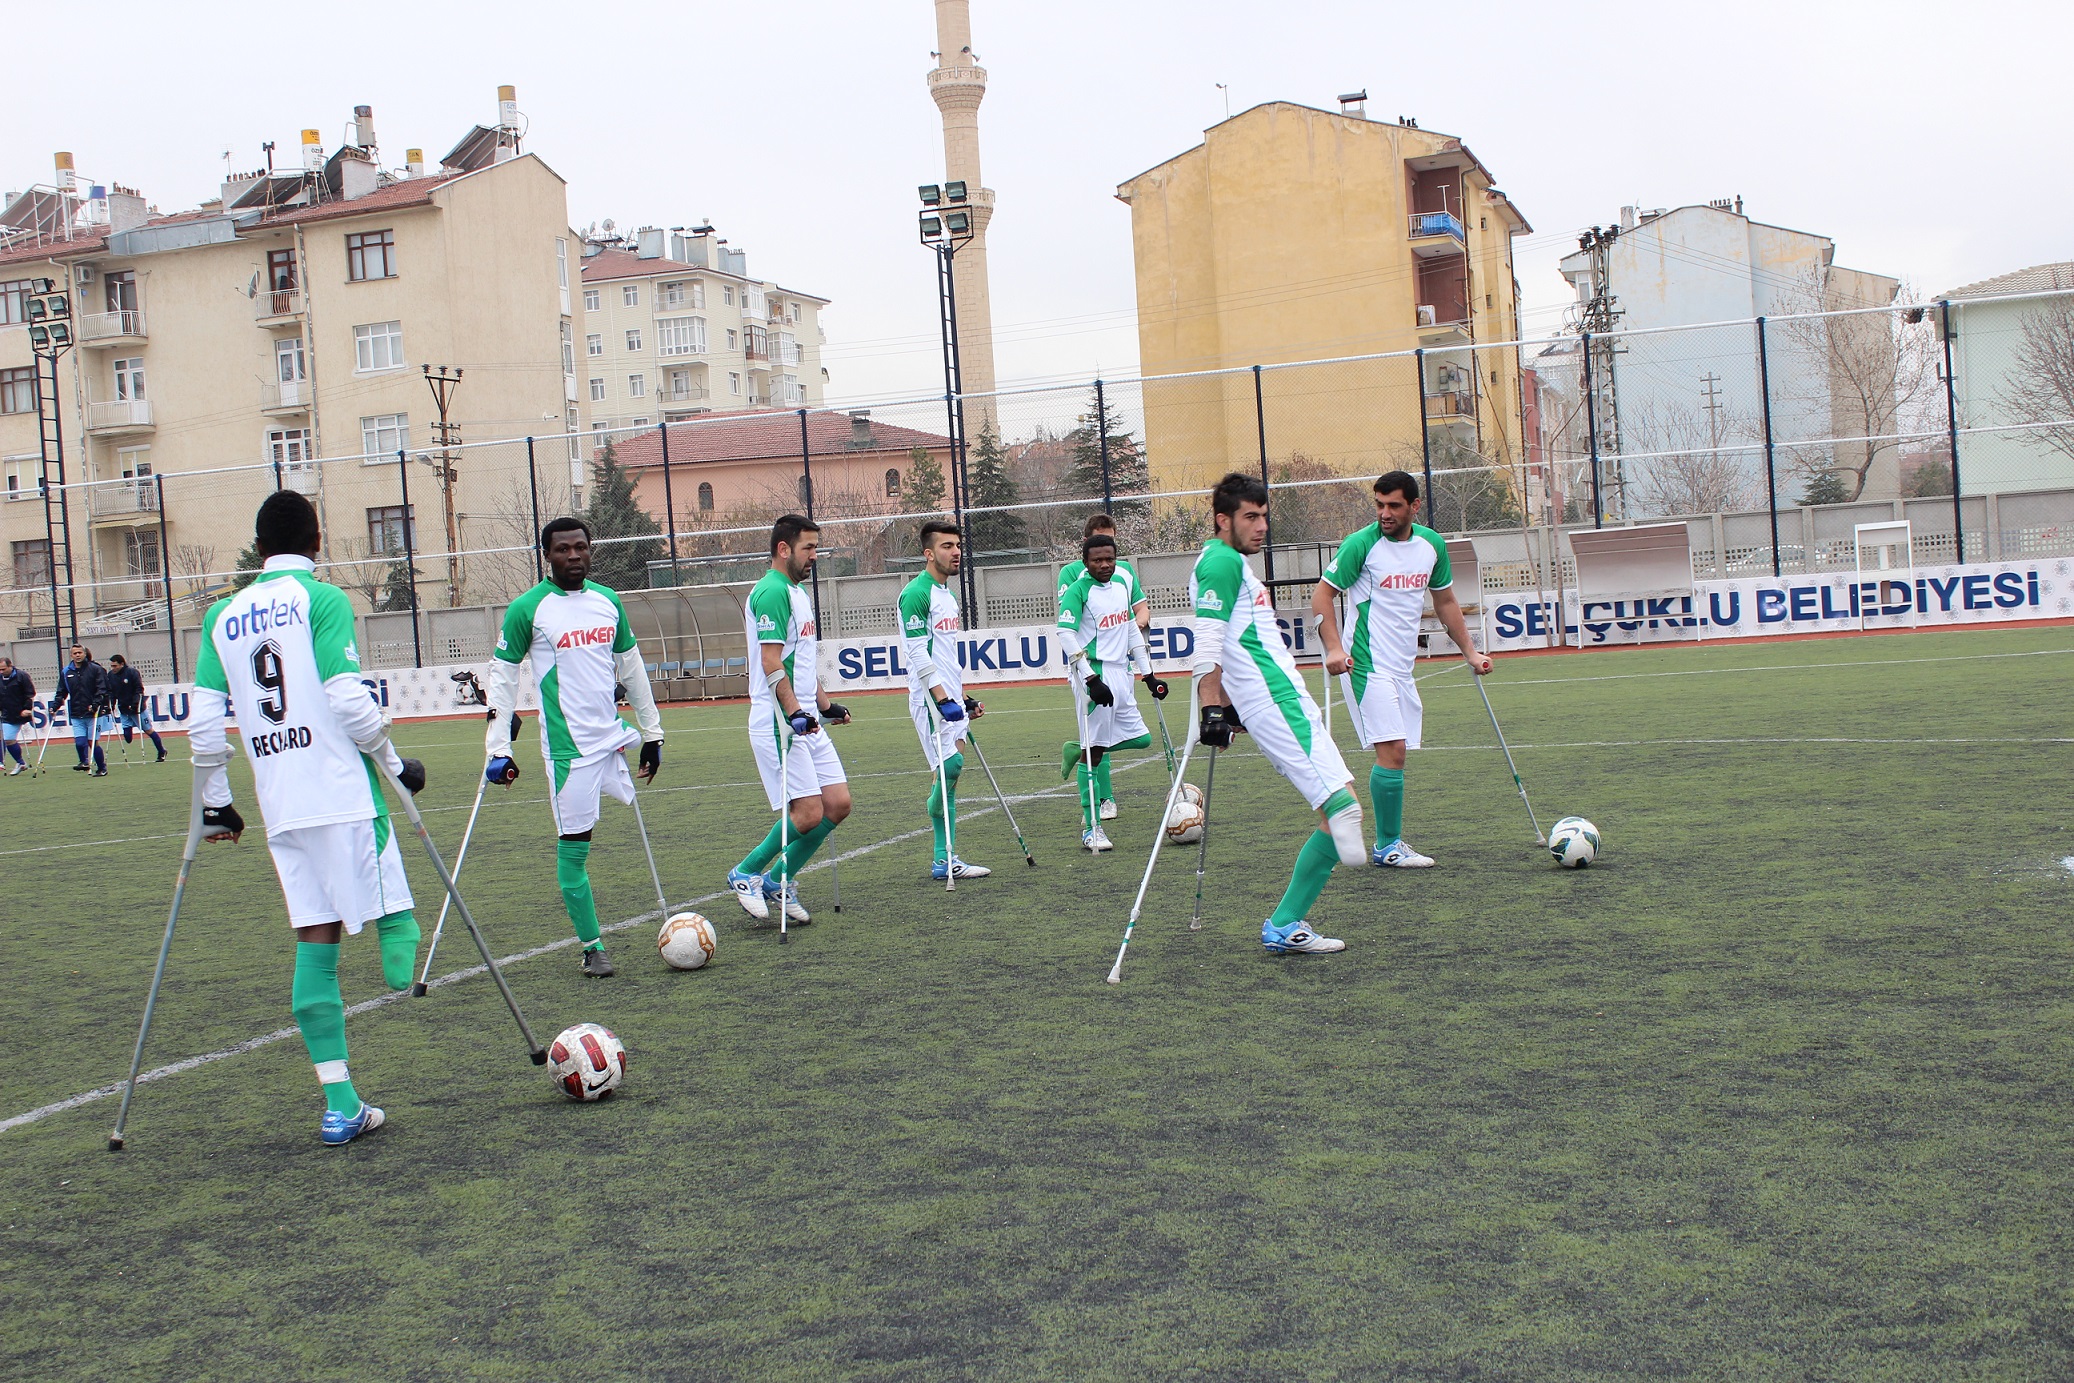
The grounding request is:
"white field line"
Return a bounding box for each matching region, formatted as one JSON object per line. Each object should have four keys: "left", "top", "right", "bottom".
{"left": 1444, "top": 646, "right": 2074, "bottom": 691}
{"left": 0, "top": 759, "right": 1154, "bottom": 1137}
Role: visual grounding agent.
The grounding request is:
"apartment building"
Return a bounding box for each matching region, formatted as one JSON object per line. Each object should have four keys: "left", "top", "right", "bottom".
{"left": 579, "top": 228, "right": 829, "bottom": 435}
{"left": 0, "top": 92, "right": 584, "bottom": 632}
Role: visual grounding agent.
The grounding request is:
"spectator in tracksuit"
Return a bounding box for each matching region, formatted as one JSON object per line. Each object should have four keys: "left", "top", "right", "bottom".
{"left": 51, "top": 644, "right": 110, "bottom": 775}
{"left": 107, "top": 654, "right": 166, "bottom": 762}
{"left": 0, "top": 656, "right": 33, "bottom": 775}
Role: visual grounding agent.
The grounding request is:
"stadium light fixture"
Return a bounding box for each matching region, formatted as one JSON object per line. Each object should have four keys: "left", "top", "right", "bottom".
{"left": 918, "top": 184, "right": 942, "bottom": 206}
{"left": 944, "top": 210, "right": 970, "bottom": 235}
{"left": 944, "top": 181, "right": 968, "bottom": 204}
{"left": 920, "top": 215, "right": 943, "bottom": 240}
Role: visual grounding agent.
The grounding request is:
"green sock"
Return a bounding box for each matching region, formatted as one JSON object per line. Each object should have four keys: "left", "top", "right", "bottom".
{"left": 1095, "top": 755, "right": 1113, "bottom": 804}
{"left": 374, "top": 909, "right": 420, "bottom": 990}
{"left": 781, "top": 818, "right": 836, "bottom": 876}
{"left": 738, "top": 819, "right": 788, "bottom": 877}
{"left": 1270, "top": 830, "right": 1341, "bottom": 925}
{"left": 1076, "top": 764, "right": 1096, "bottom": 828}
{"left": 1323, "top": 786, "right": 1358, "bottom": 817}
{"left": 291, "top": 942, "right": 359, "bottom": 1116}
{"left": 1370, "top": 766, "right": 1404, "bottom": 845}
{"left": 556, "top": 839, "right": 601, "bottom": 947}
{"left": 928, "top": 754, "right": 964, "bottom": 860}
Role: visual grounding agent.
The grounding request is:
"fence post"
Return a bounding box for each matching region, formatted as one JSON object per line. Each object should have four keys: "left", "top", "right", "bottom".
{"left": 524, "top": 436, "right": 543, "bottom": 582}
{"left": 153, "top": 473, "right": 178, "bottom": 681}
{"left": 1755, "top": 316, "right": 1781, "bottom": 577}
{"left": 658, "top": 421, "right": 680, "bottom": 583}
{"left": 397, "top": 448, "right": 422, "bottom": 668}
{"left": 1581, "top": 331, "right": 1604, "bottom": 529}
{"left": 273, "top": 452, "right": 284, "bottom": 491}
{"left": 1253, "top": 364, "right": 1275, "bottom": 588}
{"left": 1415, "top": 347, "right": 1435, "bottom": 524}
{"left": 799, "top": 406, "right": 825, "bottom": 627}
{"left": 1939, "top": 299, "right": 1964, "bottom": 561}
{"left": 1095, "top": 378, "right": 1113, "bottom": 512}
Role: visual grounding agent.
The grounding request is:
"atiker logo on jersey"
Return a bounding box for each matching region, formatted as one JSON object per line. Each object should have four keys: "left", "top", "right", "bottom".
{"left": 1094, "top": 610, "right": 1132, "bottom": 630}
{"left": 1375, "top": 573, "right": 1430, "bottom": 590}
{"left": 555, "top": 625, "right": 618, "bottom": 649}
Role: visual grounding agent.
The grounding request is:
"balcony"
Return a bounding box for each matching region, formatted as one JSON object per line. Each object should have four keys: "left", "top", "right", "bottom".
{"left": 87, "top": 479, "right": 160, "bottom": 521}
{"left": 79, "top": 310, "right": 148, "bottom": 346}
{"left": 261, "top": 379, "right": 311, "bottom": 414}
{"left": 1423, "top": 389, "right": 1475, "bottom": 423}
{"left": 1407, "top": 210, "right": 1466, "bottom": 257}
{"left": 743, "top": 345, "right": 771, "bottom": 362}
{"left": 85, "top": 399, "right": 154, "bottom": 435}
{"left": 658, "top": 384, "right": 710, "bottom": 404}
{"left": 254, "top": 288, "right": 303, "bottom": 325}
{"left": 1414, "top": 308, "right": 1472, "bottom": 346}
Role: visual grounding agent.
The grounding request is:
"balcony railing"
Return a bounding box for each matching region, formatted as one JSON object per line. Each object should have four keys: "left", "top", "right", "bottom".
{"left": 1423, "top": 389, "right": 1474, "bottom": 422}
{"left": 85, "top": 399, "right": 154, "bottom": 432}
{"left": 1408, "top": 210, "right": 1465, "bottom": 243}
{"left": 743, "top": 346, "right": 770, "bottom": 362}
{"left": 79, "top": 309, "right": 147, "bottom": 343}
{"left": 659, "top": 384, "right": 710, "bottom": 403}
{"left": 87, "top": 480, "right": 159, "bottom": 519}
{"left": 255, "top": 288, "right": 302, "bottom": 321}
{"left": 262, "top": 379, "right": 311, "bottom": 411}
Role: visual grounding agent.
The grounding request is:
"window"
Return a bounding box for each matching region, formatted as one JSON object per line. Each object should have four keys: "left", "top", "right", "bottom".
{"left": 0, "top": 367, "right": 34, "bottom": 415}
{"left": 622, "top": 284, "right": 640, "bottom": 307}
{"left": 116, "top": 446, "right": 152, "bottom": 480}
{"left": 5, "top": 456, "right": 34, "bottom": 501}
{"left": 104, "top": 271, "right": 139, "bottom": 315}
{"left": 697, "top": 482, "right": 714, "bottom": 512}
{"left": 556, "top": 238, "right": 570, "bottom": 308}
{"left": 584, "top": 288, "right": 600, "bottom": 312}
{"left": 743, "top": 287, "right": 766, "bottom": 320}
{"left": 884, "top": 468, "right": 901, "bottom": 498}
{"left": 627, "top": 374, "right": 646, "bottom": 398}
{"left": 122, "top": 528, "right": 162, "bottom": 589}
{"left": 726, "top": 329, "right": 738, "bottom": 351}
{"left": 728, "top": 372, "right": 741, "bottom": 395}
{"left": 346, "top": 229, "right": 397, "bottom": 281}
{"left": 13, "top": 538, "right": 52, "bottom": 589}
{"left": 624, "top": 328, "right": 643, "bottom": 352}
{"left": 665, "top": 368, "right": 692, "bottom": 399}
{"left": 660, "top": 281, "right": 687, "bottom": 308}
{"left": 788, "top": 302, "right": 800, "bottom": 324}
{"left": 771, "top": 374, "right": 803, "bottom": 407}
{"left": 353, "top": 321, "right": 405, "bottom": 372}
{"left": 361, "top": 413, "right": 409, "bottom": 457}
{"left": 630, "top": 417, "right": 648, "bottom": 427}
{"left": 560, "top": 320, "right": 575, "bottom": 376}
{"left": 587, "top": 333, "right": 603, "bottom": 357}
{"left": 366, "top": 505, "right": 415, "bottom": 556}
{"left": 776, "top": 330, "right": 800, "bottom": 366}
{"left": 0, "top": 280, "right": 31, "bottom": 326}
{"left": 266, "top": 428, "right": 312, "bottom": 467}
{"left": 590, "top": 378, "right": 606, "bottom": 401}
{"left": 690, "top": 279, "right": 706, "bottom": 309}
{"left": 657, "top": 316, "right": 706, "bottom": 356}
{"left": 112, "top": 358, "right": 146, "bottom": 401}
{"left": 723, "top": 285, "right": 735, "bottom": 306}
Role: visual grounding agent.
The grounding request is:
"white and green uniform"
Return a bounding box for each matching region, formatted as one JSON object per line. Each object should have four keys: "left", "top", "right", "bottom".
{"left": 1058, "top": 569, "right": 1150, "bottom": 748}
{"left": 190, "top": 556, "right": 410, "bottom": 931}
{"left": 746, "top": 568, "right": 845, "bottom": 810}
{"left": 1320, "top": 522, "right": 1451, "bottom": 748}
{"left": 1056, "top": 556, "right": 1140, "bottom": 610}
{"left": 900, "top": 572, "right": 967, "bottom": 768}
{"left": 1191, "top": 538, "right": 1351, "bottom": 809}
{"left": 489, "top": 579, "right": 650, "bottom": 835}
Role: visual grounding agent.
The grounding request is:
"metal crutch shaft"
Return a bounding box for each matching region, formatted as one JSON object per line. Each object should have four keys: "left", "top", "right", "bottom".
{"left": 1108, "top": 686, "right": 1202, "bottom": 984}
{"left": 1188, "top": 746, "right": 1218, "bottom": 931}
{"left": 109, "top": 773, "right": 208, "bottom": 1150}
{"left": 1472, "top": 669, "right": 1543, "bottom": 843}
{"left": 963, "top": 727, "right": 1036, "bottom": 866}
{"left": 413, "top": 766, "right": 491, "bottom": 996}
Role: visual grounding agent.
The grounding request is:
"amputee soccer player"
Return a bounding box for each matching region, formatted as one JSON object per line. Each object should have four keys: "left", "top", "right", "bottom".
{"left": 484, "top": 516, "right": 664, "bottom": 979}
{"left": 188, "top": 491, "right": 426, "bottom": 1145}
{"left": 900, "top": 520, "right": 989, "bottom": 881}
{"left": 1192, "top": 473, "right": 1368, "bottom": 955}
{"left": 728, "top": 514, "right": 853, "bottom": 924}
{"left": 1055, "top": 513, "right": 1151, "bottom": 824}
{"left": 1058, "top": 532, "right": 1166, "bottom": 852}
{"left": 1311, "top": 470, "right": 1492, "bottom": 868}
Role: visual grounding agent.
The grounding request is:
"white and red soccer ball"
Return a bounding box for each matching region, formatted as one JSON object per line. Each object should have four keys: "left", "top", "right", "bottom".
{"left": 547, "top": 1022, "right": 626, "bottom": 1101}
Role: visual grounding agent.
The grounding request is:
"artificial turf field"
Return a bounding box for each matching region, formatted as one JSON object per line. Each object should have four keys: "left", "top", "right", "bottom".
{"left": 4, "top": 625, "right": 2074, "bottom": 1381}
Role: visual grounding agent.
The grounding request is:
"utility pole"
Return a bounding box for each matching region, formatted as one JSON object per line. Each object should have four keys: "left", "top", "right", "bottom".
{"left": 422, "top": 365, "right": 464, "bottom": 607}
{"left": 1699, "top": 371, "right": 1725, "bottom": 469}
{"left": 1574, "top": 226, "right": 1625, "bottom": 520}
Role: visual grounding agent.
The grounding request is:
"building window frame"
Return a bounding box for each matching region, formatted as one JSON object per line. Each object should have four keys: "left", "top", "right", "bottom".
{"left": 587, "top": 333, "right": 603, "bottom": 357}
{"left": 627, "top": 373, "right": 646, "bottom": 399}
{"left": 622, "top": 284, "right": 640, "bottom": 307}
{"left": 360, "top": 412, "right": 410, "bottom": 459}
{"left": 366, "top": 504, "right": 416, "bottom": 556}
{"left": 353, "top": 320, "right": 406, "bottom": 373}
{"left": 345, "top": 229, "right": 398, "bottom": 282}
{"left": 0, "top": 366, "right": 34, "bottom": 415}
{"left": 583, "top": 288, "right": 601, "bottom": 312}
{"left": 590, "top": 378, "right": 606, "bottom": 402}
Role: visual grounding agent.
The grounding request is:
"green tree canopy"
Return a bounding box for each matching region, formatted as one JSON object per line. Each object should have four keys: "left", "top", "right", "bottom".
{"left": 962, "top": 421, "right": 1028, "bottom": 558}
{"left": 905, "top": 445, "right": 946, "bottom": 515}
{"left": 580, "top": 441, "right": 666, "bottom": 589}
{"left": 1062, "top": 388, "right": 1150, "bottom": 544}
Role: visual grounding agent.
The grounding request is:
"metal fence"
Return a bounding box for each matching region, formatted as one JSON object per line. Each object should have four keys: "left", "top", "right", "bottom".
{"left": 4, "top": 287, "right": 2069, "bottom": 681}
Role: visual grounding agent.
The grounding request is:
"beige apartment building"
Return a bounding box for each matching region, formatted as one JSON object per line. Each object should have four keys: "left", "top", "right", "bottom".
{"left": 0, "top": 101, "right": 584, "bottom": 634}
{"left": 1116, "top": 99, "right": 1532, "bottom": 494}
{"left": 579, "top": 230, "right": 828, "bottom": 436}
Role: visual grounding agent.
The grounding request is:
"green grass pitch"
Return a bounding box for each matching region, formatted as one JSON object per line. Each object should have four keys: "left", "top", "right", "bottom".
{"left": 4, "top": 626, "right": 2073, "bottom": 1380}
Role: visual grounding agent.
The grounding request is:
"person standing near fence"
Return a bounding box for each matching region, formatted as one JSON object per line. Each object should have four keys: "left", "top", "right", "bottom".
{"left": 106, "top": 654, "right": 168, "bottom": 763}
{"left": 50, "top": 644, "right": 110, "bottom": 776}
{"left": 1058, "top": 532, "right": 1163, "bottom": 851}
{"left": 900, "top": 520, "right": 990, "bottom": 881}
{"left": 0, "top": 656, "right": 33, "bottom": 775}
{"left": 1310, "top": 471, "right": 1492, "bottom": 869}
{"left": 1055, "top": 513, "right": 1151, "bottom": 823}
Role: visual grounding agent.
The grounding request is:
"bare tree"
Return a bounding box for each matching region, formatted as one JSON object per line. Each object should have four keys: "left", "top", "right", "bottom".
{"left": 1622, "top": 400, "right": 1765, "bottom": 517}
{"left": 2002, "top": 288, "right": 2074, "bottom": 468}
{"left": 1776, "top": 271, "right": 1941, "bottom": 502}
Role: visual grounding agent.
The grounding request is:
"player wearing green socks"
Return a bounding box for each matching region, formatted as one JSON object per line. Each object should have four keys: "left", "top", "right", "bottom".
{"left": 1056, "top": 513, "right": 1150, "bottom": 822}
{"left": 1057, "top": 533, "right": 1164, "bottom": 851}
{"left": 1191, "top": 474, "right": 1368, "bottom": 954}
{"left": 188, "top": 491, "right": 426, "bottom": 1145}
{"left": 900, "top": 520, "right": 989, "bottom": 881}
{"left": 1311, "top": 470, "right": 1492, "bottom": 868}
{"left": 485, "top": 517, "right": 665, "bottom": 978}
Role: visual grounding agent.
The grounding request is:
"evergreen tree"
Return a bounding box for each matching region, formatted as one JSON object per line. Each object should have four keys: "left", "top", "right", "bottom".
{"left": 904, "top": 445, "right": 946, "bottom": 514}
{"left": 579, "top": 441, "right": 665, "bottom": 589}
{"left": 1062, "top": 388, "right": 1150, "bottom": 544}
{"left": 381, "top": 561, "right": 418, "bottom": 612}
{"left": 230, "top": 542, "right": 264, "bottom": 591}
{"left": 962, "top": 421, "right": 1027, "bottom": 558}
{"left": 1800, "top": 469, "right": 1850, "bottom": 507}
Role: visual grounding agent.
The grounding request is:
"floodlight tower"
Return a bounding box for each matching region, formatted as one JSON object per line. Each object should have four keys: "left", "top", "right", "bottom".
{"left": 926, "top": 0, "right": 999, "bottom": 431}
{"left": 25, "top": 276, "right": 79, "bottom": 657}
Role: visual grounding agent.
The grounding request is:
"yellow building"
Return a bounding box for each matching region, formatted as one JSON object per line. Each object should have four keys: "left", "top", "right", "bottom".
{"left": 1115, "top": 100, "right": 1532, "bottom": 495}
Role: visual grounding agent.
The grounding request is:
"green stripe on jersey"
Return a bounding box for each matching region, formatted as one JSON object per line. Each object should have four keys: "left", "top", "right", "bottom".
{"left": 539, "top": 665, "right": 578, "bottom": 761}
{"left": 1238, "top": 622, "right": 1311, "bottom": 752}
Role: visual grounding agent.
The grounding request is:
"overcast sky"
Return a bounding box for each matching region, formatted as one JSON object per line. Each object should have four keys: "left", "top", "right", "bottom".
{"left": 10, "top": 0, "right": 2068, "bottom": 410}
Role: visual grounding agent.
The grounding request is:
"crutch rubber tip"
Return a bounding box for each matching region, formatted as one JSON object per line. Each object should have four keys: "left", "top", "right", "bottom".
{"left": 107, "top": 1135, "right": 124, "bottom": 1151}
{"left": 408, "top": 982, "right": 428, "bottom": 998}
{"left": 779, "top": 932, "right": 790, "bottom": 944}
{"left": 1025, "top": 857, "right": 1037, "bottom": 866}
{"left": 528, "top": 1048, "right": 548, "bottom": 1066}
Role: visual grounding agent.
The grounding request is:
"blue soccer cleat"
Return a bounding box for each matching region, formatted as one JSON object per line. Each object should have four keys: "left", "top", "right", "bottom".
{"left": 762, "top": 875, "right": 811, "bottom": 924}
{"left": 321, "top": 1102, "right": 385, "bottom": 1146}
{"left": 1261, "top": 919, "right": 1346, "bottom": 954}
{"left": 728, "top": 867, "right": 771, "bottom": 920}
{"left": 929, "top": 856, "right": 992, "bottom": 881}
{"left": 1372, "top": 838, "right": 1435, "bottom": 868}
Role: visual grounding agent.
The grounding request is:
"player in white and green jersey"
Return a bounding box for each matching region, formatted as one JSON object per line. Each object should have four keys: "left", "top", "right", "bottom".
{"left": 727, "top": 515, "right": 853, "bottom": 924}
{"left": 900, "top": 519, "right": 989, "bottom": 880}
{"left": 188, "top": 491, "right": 425, "bottom": 1145}
{"left": 1055, "top": 512, "right": 1150, "bottom": 825}
{"left": 1192, "top": 473, "right": 1368, "bottom": 955}
{"left": 1057, "top": 532, "right": 1166, "bottom": 851}
{"left": 485, "top": 517, "right": 664, "bottom": 978}
{"left": 1312, "top": 470, "right": 1492, "bottom": 868}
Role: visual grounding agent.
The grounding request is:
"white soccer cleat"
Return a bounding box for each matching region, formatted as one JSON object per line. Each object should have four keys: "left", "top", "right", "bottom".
{"left": 931, "top": 857, "right": 991, "bottom": 880}
{"left": 767, "top": 878, "right": 811, "bottom": 924}
{"left": 1082, "top": 825, "right": 1114, "bottom": 853}
{"left": 1098, "top": 798, "right": 1118, "bottom": 821}
{"left": 1373, "top": 839, "right": 1435, "bottom": 868}
{"left": 1261, "top": 919, "right": 1346, "bottom": 954}
{"left": 727, "top": 867, "right": 770, "bottom": 920}
{"left": 1326, "top": 802, "right": 1369, "bottom": 867}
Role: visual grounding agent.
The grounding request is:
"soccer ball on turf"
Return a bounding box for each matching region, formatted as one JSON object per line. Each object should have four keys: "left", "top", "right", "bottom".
{"left": 1548, "top": 816, "right": 1601, "bottom": 868}
{"left": 1177, "top": 782, "right": 1205, "bottom": 809}
{"left": 1165, "top": 799, "right": 1205, "bottom": 845}
{"left": 657, "top": 911, "right": 717, "bottom": 970}
{"left": 547, "top": 1022, "right": 626, "bottom": 1101}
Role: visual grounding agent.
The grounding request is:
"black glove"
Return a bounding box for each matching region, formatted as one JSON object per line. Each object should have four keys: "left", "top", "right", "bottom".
{"left": 788, "top": 709, "right": 819, "bottom": 736}
{"left": 638, "top": 740, "right": 662, "bottom": 779}
{"left": 201, "top": 803, "right": 244, "bottom": 840}
{"left": 1199, "top": 704, "right": 1238, "bottom": 749}
{"left": 1143, "top": 673, "right": 1169, "bottom": 700}
{"left": 963, "top": 695, "right": 983, "bottom": 720}
{"left": 937, "top": 697, "right": 966, "bottom": 723}
{"left": 485, "top": 756, "right": 519, "bottom": 786}
{"left": 1085, "top": 675, "right": 1114, "bottom": 708}
{"left": 823, "top": 701, "right": 852, "bottom": 726}
{"left": 397, "top": 758, "right": 427, "bottom": 794}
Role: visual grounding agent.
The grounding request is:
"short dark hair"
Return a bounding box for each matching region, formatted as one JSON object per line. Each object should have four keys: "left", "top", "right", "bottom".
{"left": 1374, "top": 470, "right": 1420, "bottom": 502}
{"left": 254, "top": 490, "right": 320, "bottom": 559}
{"left": 919, "top": 519, "right": 960, "bottom": 549}
{"left": 771, "top": 513, "right": 821, "bottom": 555}
{"left": 540, "top": 516, "right": 591, "bottom": 552}
{"left": 1211, "top": 471, "right": 1269, "bottom": 521}
{"left": 1081, "top": 533, "right": 1118, "bottom": 560}
{"left": 1082, "top": 513, "right": 1116, "bottom": 539}
{"left": 108, "top": 654, "right": 127, "bottom": 667}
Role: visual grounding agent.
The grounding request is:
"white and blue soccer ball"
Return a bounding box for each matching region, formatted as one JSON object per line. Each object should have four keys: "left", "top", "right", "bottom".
{"left": 548, "top": 1022, "right": 627, "bottom": 1101}
{"left": 1548, "top": 816, "right": 1601, "bottom": 868}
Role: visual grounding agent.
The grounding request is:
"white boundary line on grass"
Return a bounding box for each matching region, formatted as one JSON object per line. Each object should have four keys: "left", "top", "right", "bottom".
{"left": 1446, "top": 646, "right": 2074, "bottom": 690}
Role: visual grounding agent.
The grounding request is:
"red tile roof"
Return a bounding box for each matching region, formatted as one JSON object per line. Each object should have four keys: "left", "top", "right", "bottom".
{"left": 607, "top": 409, "right": 950, "bottom": 467}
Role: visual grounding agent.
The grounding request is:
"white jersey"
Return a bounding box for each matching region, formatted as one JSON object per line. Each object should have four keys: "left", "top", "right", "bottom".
{"left": 899, "top": 572, "right": 963, "bottom": 702}
{"left": 495, "top": 580, "right": 640, "bottom": 764}
{"left": 194, "top": 558, "right": 385, "bottom": 834}
{"left": 1057, "top": 568, "right": 1143, "bottom": 673}
{"left": 1191, "top": 539, "right": 1310, "bottom": 732}
{"left": 745, "top": 568, "right": 818, "bottom": 723}
{"left": 1321, "top": 521, "right": 1452, "bottom": 683}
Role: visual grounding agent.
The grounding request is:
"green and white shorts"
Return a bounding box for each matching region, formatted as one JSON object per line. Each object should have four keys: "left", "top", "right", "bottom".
{"left": 266, "top": 816, "right": 412, "bottom": 932}
{"left": 546, "top": 749, "right": 636, "bottom": 836}
{"left": 750, "top": 713, "right": 847, "bottom": 810}
{"left": 1226, "top": 677, "right": 1353, "bottom": 811}
{"left": 1340, "top": 668, "right": 1423, "bottom": 749}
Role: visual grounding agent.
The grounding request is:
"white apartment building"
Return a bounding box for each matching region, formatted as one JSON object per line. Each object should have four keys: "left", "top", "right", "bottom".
{"left": 578, "top": 228, "right": 828, "bottom": 436}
